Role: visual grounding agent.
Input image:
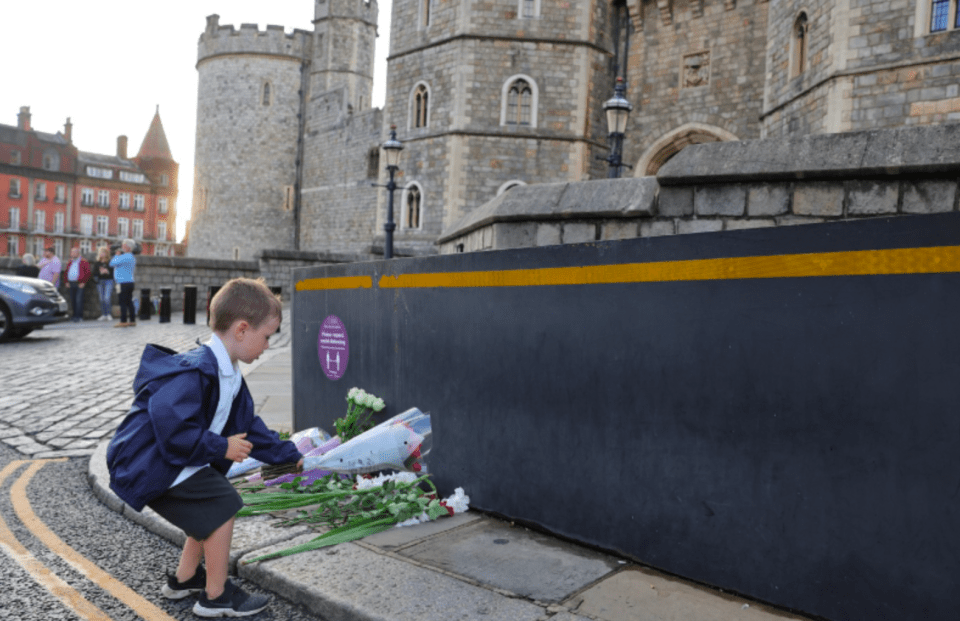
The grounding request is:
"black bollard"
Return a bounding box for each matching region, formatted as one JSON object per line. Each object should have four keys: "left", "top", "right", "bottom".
{"left": 206, "top": 285, "right": 221, "bottom": 326}
{"left": 138, "top": 288, "right": 152, "bottom": 321}
{"left": 159, "top": 288, "right": 172, "bottom": 323}
{"left": 183, "top": 285, "right": 197, "bottom": 325}
{"left": 269, "top": 286, "right": 282, "bottom": 332}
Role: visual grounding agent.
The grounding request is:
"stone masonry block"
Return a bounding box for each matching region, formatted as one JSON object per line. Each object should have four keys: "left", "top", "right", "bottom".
{"left": 846, "top": 181, "right": 898, "bottom": 216}
{"left": 677, "top": 219, "right": 724, "bottom": 235}
{"left": 792, "top": 183, "right": 844, "bottom": 217}
{"left": 641, "top": 220, "right": 675, "bottom": 237}
{"left": 901, "top": 181, "right": 956, "bottom": 214}
{"left": 601, "top": 220, "right": 640, "bottom": 241}
{"left": 658, "top": 187, "right": 694, "bottom": 217}
{"left": 492, "top": 222, "right": 537, "bottom": 249}
{"left": 536, "top": 223, "right": 562, "bottom": 247}
{"left": 724, "top": 219, "right": 777, "bottom": 230}
{"left": 747, "top": 184, "right": 790, "bottom": 216}
{"left": 695, "top": 184, "right": 746, "bottom": 217}
{"left": 563, "top": 223, "right": 596, "bottom": 245}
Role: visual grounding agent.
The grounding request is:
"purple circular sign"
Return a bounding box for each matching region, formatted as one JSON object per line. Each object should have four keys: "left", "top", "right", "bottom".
{"left": 318, "top": 315, "right": 349, "bottom": 381}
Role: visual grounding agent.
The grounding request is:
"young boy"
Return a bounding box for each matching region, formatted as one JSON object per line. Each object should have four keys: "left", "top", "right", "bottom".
{"left": 107, "top": 278, "right": 303, "bottom": 617}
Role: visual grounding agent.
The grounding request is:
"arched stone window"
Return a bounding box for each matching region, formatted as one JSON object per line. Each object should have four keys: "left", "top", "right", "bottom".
{"left": 497, "top": 180, "right": 527, "bottom": 196}
{"left": 635, "top": 123, "right": 738, "bottom": 177}
{"left": 421, "top": 0, "right": 432, "bottom": 27}
{"left": 403, "top": 182, "right": 423, "bottom": 230}
{"left": 501, "top": 75, "right": 538, "bottom": 127}
{"left": 791, "top": 13, "right": 809, "bottom": 78}
{"left": 410, "top": 83, "right": 430, "bottom": 129}
{"left": 262, "top": 81, "right": 272, "bottom": 106}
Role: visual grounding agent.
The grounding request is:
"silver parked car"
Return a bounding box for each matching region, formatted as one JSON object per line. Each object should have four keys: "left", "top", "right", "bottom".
{"left": 0, "top": 274, "right": 69, "bottom": 341}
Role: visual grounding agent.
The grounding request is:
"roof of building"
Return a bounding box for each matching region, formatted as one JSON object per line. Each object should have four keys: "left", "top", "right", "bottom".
{"left": 136, "top": 109, "right": 174, "bottom": 160}
{"left": 77, "top": 151, "right": 139, "bottom": 170}
{"left": 0, "top": 123, "right": 68, "bottom": 147}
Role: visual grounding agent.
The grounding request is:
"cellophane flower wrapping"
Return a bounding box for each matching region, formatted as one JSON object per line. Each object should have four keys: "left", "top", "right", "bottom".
{"left": 233, "top": 426, "right": 332, "bottom": 481}
{"left": 303, "top": 407, "right": 432, "bottom": 475}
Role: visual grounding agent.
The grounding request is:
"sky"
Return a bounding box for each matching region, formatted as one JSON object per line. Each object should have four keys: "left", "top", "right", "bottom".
{"left": 0, "top": 1, "right": 392, "bottom": 242}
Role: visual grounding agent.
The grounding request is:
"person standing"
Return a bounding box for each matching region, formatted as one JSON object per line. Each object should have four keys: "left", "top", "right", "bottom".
{"left": 64, "top": 247, "right": 92, "bottom": 322}
{"left": 110, "top": 239, "right": 137, "bottom": 328}
{"left": 16, "top": 253, "right": 40, "bottom": 278}
{"left": 93, "top": 246, "right": 115, "bottom": 321}
{"left": 37, "top": 247, "right": 61, "bottom": 286}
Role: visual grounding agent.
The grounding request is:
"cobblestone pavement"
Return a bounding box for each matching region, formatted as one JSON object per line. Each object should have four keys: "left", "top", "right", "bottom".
{"left": 0, "top": 311, "right": 291, "bottom": 458}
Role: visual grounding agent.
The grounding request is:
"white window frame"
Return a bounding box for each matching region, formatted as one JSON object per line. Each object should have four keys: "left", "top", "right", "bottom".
{"left": 80, "top": 214, "right": 93, "bottom": 236}
{"left": 408, "top": 81, "right": 432, "bottom": 130}
{"left": 401, "top": 181, "right": 424, "bottom": 230}
{"left": 54, "top": 212, "right": 65, "bottom": 233}
{"left": 133, "top": 194, "right": 145, "bottom": 211}
{"left": 117, "top": 217, "right": 129, "bottom": 238}
{"left": 81, "top": 187, "right": 95, "bottom": 206}
{"left": 132, "top": 218, "right": 144, "bottom": 239}
{"left": 96, "top": 215, "right": 109, "bottom": 237}
{"left": 54, "top": 239, "right": 63, "bottom": 259}
{"left": 80, "top": 239, "right": 92, "bottom": 254}
{"left": 34, "top": 211, "right": 45, "bottom": 233}
{"left": 500, "top": 74, "right": 539, "bottom": 128}
{"left": 518, "top": 0, "right": 540, "bottom": 19}
{"left": 97, "top": 189, "right": 110, "bottom": 208}
{"left": 9, "top": 207, "right": 20, "bottom": 230}
{"left": 9, "top": 179, "right": 21, "bottom": 198}
{"left": 55, "top": 184, "right": 66, "bottom": 203}
{"left": 7, "top": 235, "right": 18, "bottom": 257}
{"left": 158, "top": 221, "right": 167, "bottom": 241}
{"left": 917, "top": 0, "right": 960, "bottom": 35}
{"left": 158, "top": 197, "right": 168, "bottom": 213}
{"left": 33, "top": 237, "right": 44, "bottom": 259}
{"left": 118, "top": 192, "right": 131, "bottom": 210}
{"left": 35, "top": 182, "right": 47, "bottom": 201}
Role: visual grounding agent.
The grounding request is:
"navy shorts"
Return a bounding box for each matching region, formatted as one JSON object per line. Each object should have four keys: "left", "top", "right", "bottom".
{"left": 147, "top": 467, "right": 243, "bottom": 541}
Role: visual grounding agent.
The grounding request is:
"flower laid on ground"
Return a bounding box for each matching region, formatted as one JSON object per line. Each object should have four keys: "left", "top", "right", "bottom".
{"left": 238, "top": 471, "right": 468, "bottom": 563}
{"left": 335, "top": 387, "right": 386, "bottom": 442}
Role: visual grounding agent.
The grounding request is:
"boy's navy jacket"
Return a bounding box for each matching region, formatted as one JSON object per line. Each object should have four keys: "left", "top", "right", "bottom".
{"left": 107, "top": 343, "right": 302, "bottom": 511}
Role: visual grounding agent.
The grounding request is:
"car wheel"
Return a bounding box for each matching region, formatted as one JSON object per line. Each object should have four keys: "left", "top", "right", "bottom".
{"left": 0, "top": 304, "right": 12, "bottom": 342}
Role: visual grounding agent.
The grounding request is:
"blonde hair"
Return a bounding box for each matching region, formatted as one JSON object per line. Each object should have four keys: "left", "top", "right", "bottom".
{"left": 209, "top": 278, "right": 281, "bottom": 332}
{"left": 97, "top": 246, "right": 110, "bottom": 261}
{"left": 22, "top": 253, "right": 36, "bottom": 266}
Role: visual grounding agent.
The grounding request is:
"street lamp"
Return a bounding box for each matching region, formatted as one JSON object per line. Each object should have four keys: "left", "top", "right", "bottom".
{"left": 381, "top": 125, "right": 404, "bottom": 259}
{"left": 602, "top": 77, "right": 633, "bottom": 178}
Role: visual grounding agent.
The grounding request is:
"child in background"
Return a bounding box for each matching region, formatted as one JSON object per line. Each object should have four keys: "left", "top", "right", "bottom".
{"left": 107, "top": 278, "right": 303, "bottom": 617}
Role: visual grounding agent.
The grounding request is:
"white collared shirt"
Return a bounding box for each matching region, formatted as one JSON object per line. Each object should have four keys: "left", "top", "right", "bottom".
{"left": 169, "top": 334, "right": 243, "bottom": 488}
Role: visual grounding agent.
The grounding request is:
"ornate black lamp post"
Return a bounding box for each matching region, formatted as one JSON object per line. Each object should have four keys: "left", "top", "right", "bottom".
{"left": 381, "top": 125, "right": 404, "bottom": 259}
{"left": 602, "top": 77, "right": 633, "bottom": 179}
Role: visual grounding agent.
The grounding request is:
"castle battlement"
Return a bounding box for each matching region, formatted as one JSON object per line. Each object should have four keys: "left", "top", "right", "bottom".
{"left": 315, "top": 0, "right": 378, "bottom": 25}
{"left": 198, "top": 14, "right": 311, "bottom": 64}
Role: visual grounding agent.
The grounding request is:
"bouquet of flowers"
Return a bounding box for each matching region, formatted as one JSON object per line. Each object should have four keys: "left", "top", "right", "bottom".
{"left": 228, "top": 426, "right": 331, "bottom": 479}
{"left": 303, "top": 407, "right": 432, "bottom": 475}
{"left": 336, "top": 388, "right": 386, "bottom": 442}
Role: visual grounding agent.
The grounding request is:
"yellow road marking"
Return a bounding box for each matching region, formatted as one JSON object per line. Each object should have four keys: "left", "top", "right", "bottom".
{"left": 12, "top": 460, "right": 179, "bottom": 621}
{"left": 374, "top": 246, "right": 960, "bottom": 289}
{"left": 0, "top": 460, "right": 110, "bottom": 621}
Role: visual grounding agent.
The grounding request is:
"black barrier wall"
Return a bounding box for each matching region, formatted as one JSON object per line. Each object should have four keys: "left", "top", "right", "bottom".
{"left": 291, "top": 213, "right": 960, "bottom": 621}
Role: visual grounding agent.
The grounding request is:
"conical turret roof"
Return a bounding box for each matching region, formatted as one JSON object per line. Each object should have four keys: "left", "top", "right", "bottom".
{"left": 136, "top": 107, "right": 173, "bottom": 160}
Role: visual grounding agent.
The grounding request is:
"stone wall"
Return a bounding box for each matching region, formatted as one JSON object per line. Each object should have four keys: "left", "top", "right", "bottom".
{"left": 439, "top": 123, "right": 960, "bottom": 253}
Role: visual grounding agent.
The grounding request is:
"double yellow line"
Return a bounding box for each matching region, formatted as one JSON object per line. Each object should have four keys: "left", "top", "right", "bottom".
{"left": 296, "top": 245, "right": 960, "bottom": 292}
{"left": 0, "top": 460, "right": 177, "bottom": 621}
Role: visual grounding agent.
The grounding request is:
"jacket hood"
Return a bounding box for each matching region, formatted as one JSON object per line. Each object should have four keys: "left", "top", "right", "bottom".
{"left": 132, "top": 343, "right": 217, "bottom": 394}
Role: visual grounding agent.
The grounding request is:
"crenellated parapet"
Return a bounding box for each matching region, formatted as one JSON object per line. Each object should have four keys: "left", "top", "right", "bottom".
{"left": 314, "top": 0, "right": 378, "bottom": 27}
{"left": 197, "top": 14, "right": 311, "bottom": 65}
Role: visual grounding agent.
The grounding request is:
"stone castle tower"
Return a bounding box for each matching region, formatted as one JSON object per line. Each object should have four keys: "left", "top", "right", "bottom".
{"left": 189, "top": 0, "right": 960, "bottom": 260}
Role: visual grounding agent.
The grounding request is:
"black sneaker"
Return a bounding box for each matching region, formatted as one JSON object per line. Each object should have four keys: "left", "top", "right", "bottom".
{"left": 161, "top": 565, "right": 206, "bottom": 600}
{"left": 193, "top": 580, "right": 270, "bottom": 617}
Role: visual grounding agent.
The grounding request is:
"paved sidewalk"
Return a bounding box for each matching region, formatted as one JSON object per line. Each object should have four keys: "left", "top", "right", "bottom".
{"left": 80, "top": 313, "right": 815, "bottom": 621}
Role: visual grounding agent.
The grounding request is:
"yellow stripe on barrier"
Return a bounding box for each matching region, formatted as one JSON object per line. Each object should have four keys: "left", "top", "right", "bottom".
{"left": 296, "top": 275, "right": 373, "bottom": 291}
{"left": 373, "top": 246, "right": 960, "bottom": 289}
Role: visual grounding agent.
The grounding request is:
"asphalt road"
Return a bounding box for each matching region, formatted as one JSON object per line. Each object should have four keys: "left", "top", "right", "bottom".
{"left": 0, "top": 317, "right": 329, "bottom": 621}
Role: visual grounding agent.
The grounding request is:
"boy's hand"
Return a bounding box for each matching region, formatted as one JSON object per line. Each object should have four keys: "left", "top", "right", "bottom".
{"left": 297, "top": 458, "right": 305, "bottom": 472}
{"left": 226, "top": 433, "right": 253, "bottom": 462}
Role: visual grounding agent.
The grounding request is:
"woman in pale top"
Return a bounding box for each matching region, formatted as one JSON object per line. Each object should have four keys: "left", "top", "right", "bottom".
{"left": 16, "top": 253, "right": 40, "bottom": 278}
{"left": 93, "top": 246, "right": 115, "bottom": 321}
